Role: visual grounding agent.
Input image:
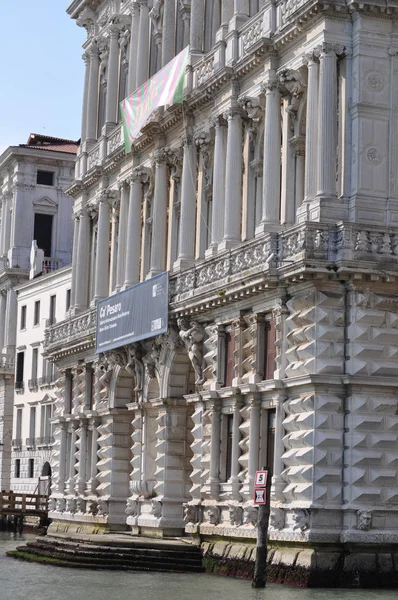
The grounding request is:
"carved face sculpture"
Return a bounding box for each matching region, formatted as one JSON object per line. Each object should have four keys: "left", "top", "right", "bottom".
{"left": 293, "top": 509, "right": 310, "bottom": 532}
{"left": 244, "top": 507, "right": 259, "bottom": 527}
{"left": 125, "top": 499, "right": 139, "bottom": 517}
{"left": 229, "top": 506, "right": 243, "bottom": 527}
{"left": 357, "top": 509, "right": 372, "bottom": 531}
{"left": 270, "top": 508, "right": 285, "bottom": 531}
{"left": 183, "top": 504, "right": 198, "bottom": 525}
{"left": 208, "top": 506, "right": 220, "bottom": 526}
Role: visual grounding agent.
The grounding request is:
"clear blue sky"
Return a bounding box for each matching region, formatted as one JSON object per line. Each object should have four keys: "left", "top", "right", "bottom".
{"left": 0, "top": 1, "right": 86, "bottom": 153}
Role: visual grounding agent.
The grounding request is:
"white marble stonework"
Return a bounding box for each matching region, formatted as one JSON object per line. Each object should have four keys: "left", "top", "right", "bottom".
{"left": 45, "top": 0, "right": 398, "bottom": 559}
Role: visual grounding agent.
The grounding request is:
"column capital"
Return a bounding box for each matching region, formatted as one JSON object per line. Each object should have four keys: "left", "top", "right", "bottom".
{"left": 131, "top": 0, "right": 140, "bottom": 16}
{"left": 194, "top": 130, "right": 211, "bottom": 152}
{"left": 317, "top": 42, "right": 346, "bottom": 58}
{"left": 238, "top": 96, "right": 264, "bottom": 122}
{"left": 210, "top": 113, "right": 228, "bottom": 129}
{"left": 153, "top": 148, "right": 170, "bottom": 165}
{"left": 289, "top": 135, "right": 305, "bottom": 157}
{"left": 261, "top": 76, "right": 283, "bottom": 94}
{"left": 82, "top": 51, "right": 90, "bottom": 64}
{"left": 303, "top": 48, "right": 320, "bottom": 65}
{"left": 130, "top": 165, "right": 152, "bottom": 185}
{"left": 222, "top": 106, "right": 244, "bottom": 121}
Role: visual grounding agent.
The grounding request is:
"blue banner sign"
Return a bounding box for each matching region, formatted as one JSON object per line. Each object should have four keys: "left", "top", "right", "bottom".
{"left": 96, "top": 272, "right": 168, "bottom": 353}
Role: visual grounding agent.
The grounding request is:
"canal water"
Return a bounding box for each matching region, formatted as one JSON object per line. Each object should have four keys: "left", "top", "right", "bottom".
{"left": 0, "top": 532, "right": 397, "bottom": 600}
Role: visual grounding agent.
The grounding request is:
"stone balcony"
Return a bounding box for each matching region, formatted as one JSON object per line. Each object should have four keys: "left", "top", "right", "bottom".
{"left": 44, "top": 221, "right": 398, "bottom": 359}
{"left": 0, "top": 353, "right": 15, "bottom": 375}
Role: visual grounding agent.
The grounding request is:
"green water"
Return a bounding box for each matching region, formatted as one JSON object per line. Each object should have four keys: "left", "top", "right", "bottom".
{"left": 0, "top": 532, "right": 396, "bottom": 600}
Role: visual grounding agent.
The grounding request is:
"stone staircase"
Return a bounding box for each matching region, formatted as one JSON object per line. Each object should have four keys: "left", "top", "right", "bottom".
{"left": 8, "top": 534, "right": 205, "bottom": 573}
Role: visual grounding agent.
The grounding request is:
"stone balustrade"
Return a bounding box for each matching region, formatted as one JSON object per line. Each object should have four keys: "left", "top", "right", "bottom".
{"left": 0, "top": 353, "right": 15, "bottom": 374}
{"left": 87, "top": 140, "right": 102, "bottom": 171}
{"left": 107, "top": 124, "right": 123, "bottom": 155}
{"left": 44, "top": 306, "right": 96, "bottom": 352}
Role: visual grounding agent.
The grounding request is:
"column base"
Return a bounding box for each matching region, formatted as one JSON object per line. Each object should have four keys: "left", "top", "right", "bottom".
{"left": 218, "top": 239, "right": 240, "bottom": 253}
{"left": 309, "top": 195, "right": 347, "bottom": 222}
{"left": 255, "top": 221, "right": 281, "bottom": 237}
{"left": 146, "top": 269, "right": 164, "bottom": 279}
{"left": 296, "top": 200, "right": 311, "bottom": 224}
{"left": 173, "top": 257, "right": 194, "bottom": 272}
{"left": 204, "top": 244, "right": 219, "bottom": 259}
{"left": 102, "top": 122, "right": 118, "bottom": 137}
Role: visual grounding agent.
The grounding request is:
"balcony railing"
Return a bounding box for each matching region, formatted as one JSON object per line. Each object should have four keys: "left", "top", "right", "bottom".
{"left": 42, "top": 258, "right": 61, "bottom": 273}
{"left": 0, "top": 354, "right": 15, "bottom": 374}
{"left": 26, "top": 438, "right": 36, "bottom": 449}
{"left": 12, "top": 439, "right": 22, "bottom": 450}
{"left": 44, "top": 306, "right": 96, "bottom": 351}
{"left": 15, "top": 381, "right": 24, "bottom": 394}
{"left": 35, "top": 436, "right": 54, "bottom": 447}
{"left": 28, "top": 379, "right": 38, "bottom": 392}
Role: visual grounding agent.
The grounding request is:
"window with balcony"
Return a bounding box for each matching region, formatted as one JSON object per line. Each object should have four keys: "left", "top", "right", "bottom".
{"left": 39, "top": 403, "right": 53, "bottom": 446}
{"left": 264, "top": 319, "right": 276, "bottom": 380}
{"left": 15, "top": 351, "right": 24, "bottom": 392}
{"left": 28, "top": 458, "right": 34, "bottom": 478}
{"left": 34, "top": 300, "right": 40, "bottom": 326}
{"left": 29, "top": 347, "right": 38, "bottom": 390}
{"left": 34, "top": 213, "right": 53, "bottom": 257}
{"left": 266, "top": 409, "right": 276, "bottom": 479}
{"left": 20, "top": 305, "right": 26, "bottom": 330}
{"left": 224, "top": 331, "right": 235, "bottom": 387}
{"left": 15, "top": 459, "right": 21, "bottom": 478}
{"left": 28, "top": 406, "right": 36, "bottom": 447}
{"left": 13, "top": 408, "right": 22, "bottom": 449}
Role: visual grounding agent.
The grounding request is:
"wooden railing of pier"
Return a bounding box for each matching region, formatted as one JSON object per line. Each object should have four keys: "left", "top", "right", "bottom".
{"left": 0, "top": 491, "right": 48, "bottom": 517}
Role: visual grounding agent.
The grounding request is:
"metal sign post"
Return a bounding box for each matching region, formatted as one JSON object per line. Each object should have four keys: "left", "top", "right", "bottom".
{"left": 252, "top": 467, "right": 271, "bottom": 589}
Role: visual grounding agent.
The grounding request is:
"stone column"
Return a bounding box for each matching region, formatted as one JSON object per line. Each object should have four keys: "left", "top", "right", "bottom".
{"left": 256, "top": 79, "right": 281, "bottom": 234}
{"left": 234, "top": 0, "right": 249, "bottom": 17}
{"left": 291, "top": 138, "right": 305, "bottom": 212}
{"left": 222, "top": 0, "right": 234, "bottom": 25}
{"left": 247, "top": 398, "right": 260, "bottom": 494}
{"left": 219, "top": 108, "right": 243, "bottom": 251}
{"left": 93, "top": 192, "right": 111, "bottom": 302}
{"left": 109, "top": 201, "right": 119, "bottom": 293}
{"left": 316, "top": 44, "right": 339, "bottom": 199}
{"left": 190, "top": 0, "right": 204, "bottom": 54}
{"left": 1, "top": 192, "right": 12, "bottom": 257}
{"left": 0, "top": 292, "right": 6, "bottom": 352}
{"left": 303, "top": 52, "right": 319, "bottom": 203}
{"left": 88, "top": 420, "right": 99, "bottom": 494}
{"left": 86, "top": 43, "right": 100, "bottom": 141}
{"left": 127, "top": 1, "right": 140, "bottom": 94}
{"left": 116, "top": 182, "right": 129, "bottom": 291}
{"left": 280, "top": 99, "right": 295, "bottom": 225}
{"left": 4, "top": 287, "right": 17, "bottom": 351}
{"left": 74, "top": 207, "right": 90, "bottom": 311}
{"left": 105, "top": 25, "right": 120, "bottom": 127}
{"left": 230, "top": 399, "right": 242, "bottom": 500}
{"left": 80, "top": 52, "right": 90, "bottom": 143}
{"left": 209, "top": 401, "right": 221, "bottom": 499}
{"left": 136, "top": 0, "right": 150, "bottom": 87}
{"left": 149, "top": 151, "right": 169, "bottom": 277}
{"left": 70, "top": 216, "right": 80, "bottom": 310}
{"left": 77, "top": 421, "right": 88, "bottom": 494}
{"left": 174, "top": 135, "right": 197, "bottom": 271}
{"left": 271, "top": 397, "right": 286, "bottom": 502}
{"left": 58, "top": 423, "right": 67, "bottom": 494}
{"left": 67, "top": 423, "right": 78, "bottom": 494}
{"left": 125, "top": 169, "right": 146, "bottom": 287}
{"left": 162, "top": 0, "right": 176, "bottom": 66}
{"left": 205, "top": 116, "right": 226, "bottom": 257}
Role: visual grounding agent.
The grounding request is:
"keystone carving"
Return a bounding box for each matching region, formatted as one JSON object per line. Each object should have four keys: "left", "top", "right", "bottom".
{"left": 279, "top": 69, "right": 307, "bottom": 115}
{"left": 127, "top": 343, "right": 144, "bottom": 392}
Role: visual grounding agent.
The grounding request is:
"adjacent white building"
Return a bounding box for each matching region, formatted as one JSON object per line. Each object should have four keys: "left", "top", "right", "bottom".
{"left": 0, "top": 134, "right": 77, "bottom": 491}
{"left": 11, "top": 265, "right": 72, "bottom": 494}
{"left": 39, "top": 0, "right": 398, "bottom": 586}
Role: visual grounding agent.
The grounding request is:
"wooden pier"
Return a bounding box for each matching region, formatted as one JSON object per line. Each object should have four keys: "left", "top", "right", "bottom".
{"left": 0, "top": 491, "right": 48, "bottom": 532}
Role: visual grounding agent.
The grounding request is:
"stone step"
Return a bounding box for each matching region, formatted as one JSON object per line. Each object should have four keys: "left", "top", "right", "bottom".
{"left": 25, "top": 541, "right": 203, "bottom": 567}
{"left": 11, "top": 537, "right": 205, "bottom": 573}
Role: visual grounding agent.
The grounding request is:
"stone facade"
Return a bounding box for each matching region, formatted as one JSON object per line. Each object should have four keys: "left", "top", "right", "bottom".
{"left": 0, "top": 134, "right": 77, "bottom": 490}
{"left": 42, "top": 0, "right": 398, "bottom": 585}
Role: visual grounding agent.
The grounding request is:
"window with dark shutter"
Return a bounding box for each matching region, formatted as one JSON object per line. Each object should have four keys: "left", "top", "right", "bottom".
{"left": 224, "top": 331, "right": 235, "bottom": 387}
{"left": 266, "top": 409, "right": 276, "bottom": 478}
{"left": 264, "top": 319, "right": 276, "bottom": 380}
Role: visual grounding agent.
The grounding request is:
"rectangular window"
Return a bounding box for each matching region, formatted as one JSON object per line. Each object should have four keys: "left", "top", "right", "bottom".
{"left": 36, "top": 170, "right": 54, "bottom": 186}
{"left": 224, "top": 331, "right": 235, "bottom": 387}
{"left": 31, "top": 347, "right": 38, "bottom": 383}
{"left": 15, "top": 459, "right": 21, "bottom": 478}
{"left": 264, "top": 319, "right": 276, "bottom": 380}
{"left": 16, "top": 352, "right": 24, "bottom": 387}
{"left": 29, "top": 406, "right": 36, "bottom": 440}
{"left": 34, "top": 300, "right": 40, "bottom": 326}
{"left": 66, "top": 289, "right": 71, "bottom": 312}
{"left": 28, "top": 458, "right": 34, "bottom": 478}
{"left": 49, "top": 295, "right": 56, "bottom": 325}
{"left": 16, "top": 408, "right": 22, "bottom": 441}
{"left": 20, "top": 305, "right": 27, "bottom": 330}
{"left": 225, "top": 414, "right": 234, "bottom": 482}
{"left": 34, "top": 213, "right": 53, "bottom": 257}
{"left": 65, "top": 369, "right": 73, "bottom": 414}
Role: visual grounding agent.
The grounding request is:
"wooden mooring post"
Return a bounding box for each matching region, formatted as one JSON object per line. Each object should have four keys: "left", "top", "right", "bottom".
{"left": 252, "top": 467, "right": 272, "bottom": 589}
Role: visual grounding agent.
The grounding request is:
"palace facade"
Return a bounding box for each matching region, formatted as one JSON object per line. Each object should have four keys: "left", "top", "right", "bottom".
{"left": 44, "top": 0, "right": 398, "bottom": 582}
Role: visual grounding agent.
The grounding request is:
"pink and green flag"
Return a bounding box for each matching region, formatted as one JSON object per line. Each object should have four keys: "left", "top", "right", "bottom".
{"left": 120, "top": 45, "right": 190, "bottom": 153}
